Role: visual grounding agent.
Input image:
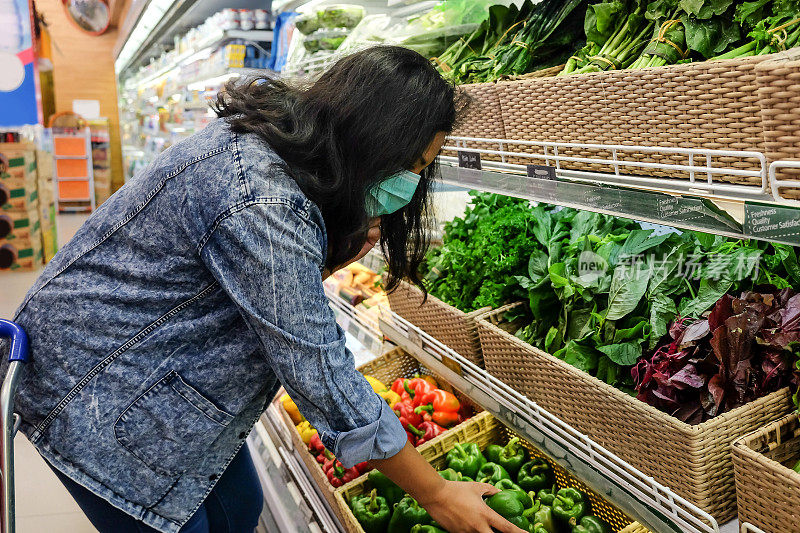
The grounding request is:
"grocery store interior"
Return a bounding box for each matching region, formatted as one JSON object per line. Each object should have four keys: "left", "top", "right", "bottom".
{"left": 2, "top": 0, "right": 800, "bottom": 531}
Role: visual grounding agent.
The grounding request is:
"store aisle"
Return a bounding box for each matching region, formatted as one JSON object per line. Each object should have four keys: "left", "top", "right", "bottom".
{"left": 0, "top": 214, "right": 96, "bottom": 533}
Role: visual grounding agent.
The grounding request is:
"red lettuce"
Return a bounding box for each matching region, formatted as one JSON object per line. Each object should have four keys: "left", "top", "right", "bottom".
{"left": 632, "top": 287, "right": 800, "bottom": 424}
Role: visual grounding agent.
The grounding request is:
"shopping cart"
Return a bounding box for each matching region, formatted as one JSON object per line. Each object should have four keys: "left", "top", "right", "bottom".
{"left": 0, "top": 319, "right": 29, "bottom": 533}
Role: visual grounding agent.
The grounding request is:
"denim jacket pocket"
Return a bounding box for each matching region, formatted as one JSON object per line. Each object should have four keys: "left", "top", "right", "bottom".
{"left": 114, "top": 370, "right": 234, "bottom": 477}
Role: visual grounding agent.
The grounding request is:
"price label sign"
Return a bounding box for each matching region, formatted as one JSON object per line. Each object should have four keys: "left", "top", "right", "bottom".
{"left": 745, "top": 201, "right": 800, "bottom": 245}
{"left": 407, "top": 328, "right": 423, "bottom": 349}
{"left": 526, "top": 164, "right": 556, "bottom": 180}
{"left": 458, "top": 150, "right": 482, "bottom": 170}
{"left": 441, "top": 353, "right": 463, "bottom": 376}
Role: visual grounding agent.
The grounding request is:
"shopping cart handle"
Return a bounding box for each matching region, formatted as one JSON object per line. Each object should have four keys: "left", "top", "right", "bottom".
{"left": 0, "top": 320, "right": 29, "bottom": 364}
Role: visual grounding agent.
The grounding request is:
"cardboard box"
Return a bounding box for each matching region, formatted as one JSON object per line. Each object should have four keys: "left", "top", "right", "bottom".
{"left": 0, "top": 236, "right": 43, "bottom": 271}
{"left": 0, "top": 185, "right": 38, "bottom": 212}
{"left": 0, "top": 151, "right": 37, "bottom": 190}
{"left": 0, "top": 207, "right": 40, "bottom": 241}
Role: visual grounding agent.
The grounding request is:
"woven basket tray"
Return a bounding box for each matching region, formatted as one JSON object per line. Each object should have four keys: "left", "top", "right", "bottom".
{"left": 732, "top": 411, "right": 800, "bottom": 532}
{"left": 275, "top": 347, "right": 481, "bottom": 523}
{"left": 386, "top": 280, "right": 488, "bottom": 368}
{"left": 443, "top": 82, "right": 507, "bottom": 163}
{"left": 756, "top": 48, "right": 800, "bottom": 200}
{"left": 476, "top": 303, "right": 795, "bottom": 522}
{"left": 334, "top": 412, "right": 640, "bottom": 533}
{"left": 495, "top": 55, "right": 770, "bottom": 183}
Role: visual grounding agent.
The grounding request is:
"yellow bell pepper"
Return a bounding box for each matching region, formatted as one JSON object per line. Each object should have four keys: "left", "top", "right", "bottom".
{"left": 378, "top": 390, "right": 401, "bottom": 409}
{"left": 296, "top": 421, "right": 317, "bottom": 444}
{"left": 364, "top": 375, "right": 387, "bottom": 393}
{"left": 281, "top": 394, "right": 303, "bottom": 425}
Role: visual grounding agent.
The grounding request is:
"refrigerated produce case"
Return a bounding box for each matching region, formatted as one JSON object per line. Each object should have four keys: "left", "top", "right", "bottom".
{"left": 114, "top": 0, "right": 800, "bottom": 531}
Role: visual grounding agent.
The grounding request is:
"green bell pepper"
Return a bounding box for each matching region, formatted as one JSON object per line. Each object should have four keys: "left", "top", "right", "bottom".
{"left": 445, "top": 442, "right": 486, "bottom": 479}
{"left": 368, "top": 470, "right": 405, "bottom": 507}
{"left": 494, "top": 478, "right": 522, "bottom": 491}
{"left": 477, "top": 462, "right": 510, "bottom": 484}
{"left": 485, "top": 489, "right": 533, "bottom": 519}
{"left": 388, "top": 496, "right": 432, "bottom": 533}
{"left": 573, "top": 515, "right": 611, "bottom": 533}
{"left": 517, "top": 458, "right": 553, "bottom": 492}
{"left": 351, "top": 489, "right": 391, "bottom": 533}
{"left": 508, "top": 515, "right": 532, "bottom": 531}
{"left": 552, "top": 487, "right": 587, "bottom": 526}
{"left": 483, "top": 438, "right": 528, "bottom": 478}
{"left": 523, "top": 498, "right": 556, "bottom": 533}
{"left": 536, "top": 487, "right": 555, "bottom": 506}
{"left": 794, "top": 459, "right": 800, "bottom": 473}
{"left": 409, "top": 526, "right": 447, "bottom": 533}
{"left": 438, "top": 468, "right": 472, "bottom": 482}
{"left": 532, "top": 524, "right": 551, "bottom": 533}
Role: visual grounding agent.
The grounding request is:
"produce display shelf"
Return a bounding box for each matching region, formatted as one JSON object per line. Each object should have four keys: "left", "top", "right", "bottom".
{"left": 439, "top": 137, "right": 800, "bottom": 247}
{"left": 260, "top": 403, "right": 344, "bottom": 533}
{"left": 378, "top": 308, "right": 723, "bottom": 533}
{"left": 126, "top": 29, "right": 274, "bottom": 89}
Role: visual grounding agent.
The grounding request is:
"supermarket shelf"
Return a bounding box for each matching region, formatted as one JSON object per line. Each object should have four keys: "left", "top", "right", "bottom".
{"left": 262, "top": 405, "right": 344, "bottom": 533}
{"left": 378, "top": 308, "right": 721, "bottom": 533}
{"left": 128, "top": 29, "right": 274, "bottom": 88}
{"left": 439, "top": 137, "right": 800, "bottom": 246}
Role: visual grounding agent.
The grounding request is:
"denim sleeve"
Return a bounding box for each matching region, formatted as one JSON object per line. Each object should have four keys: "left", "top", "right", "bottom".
{"left": 200, "top": 201, "right": 407, "bottom": 467}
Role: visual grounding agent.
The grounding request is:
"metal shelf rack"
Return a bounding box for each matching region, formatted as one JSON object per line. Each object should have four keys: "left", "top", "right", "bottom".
{"left": 377, "top": 308, "right": 723, "bottom": 533}
{"left": 441, "top": 136, "right": 800, "bottom": 247}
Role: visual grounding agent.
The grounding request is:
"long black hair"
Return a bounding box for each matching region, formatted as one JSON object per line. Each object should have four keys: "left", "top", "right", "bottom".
{"left": 214, "top": 46, "right": 465, "bottom": 292}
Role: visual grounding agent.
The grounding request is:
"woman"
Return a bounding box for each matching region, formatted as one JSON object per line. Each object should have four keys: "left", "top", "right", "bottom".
{"left": 8, "top": 47, "right": 523, "bottom": 533}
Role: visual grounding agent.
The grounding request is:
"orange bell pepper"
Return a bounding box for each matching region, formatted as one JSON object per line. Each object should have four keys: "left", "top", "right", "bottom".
{"left": 414, "top": 389, "right": 461, "bottom": 427}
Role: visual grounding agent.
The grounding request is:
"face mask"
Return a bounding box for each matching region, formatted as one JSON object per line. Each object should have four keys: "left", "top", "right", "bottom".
{"left": 365, "top": 170, "right": 421, "bottom": 217}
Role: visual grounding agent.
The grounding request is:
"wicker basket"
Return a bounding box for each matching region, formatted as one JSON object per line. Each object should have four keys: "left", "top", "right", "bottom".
{"left": 335, "top": 412, "right": 640, "bottom": 533}
{"left": 276, "top": 347, "right": 482, "bottom": 523}
{"left": 476, "top": 303, "right": 795, "bottom": 522}
{"left": 732, "top": 411, "right": 800, "bottom": 532}
{"left": 386, "top": 280, "right": 488, "bottom": 368}
{"left": 443, "top": 82, "right": 507, "bottom": 163}
{"left": 496, "top": 55, "right": 770, "bottom": 183}
{"left": 756, "top": 48, "right": 800, "bottom": 200}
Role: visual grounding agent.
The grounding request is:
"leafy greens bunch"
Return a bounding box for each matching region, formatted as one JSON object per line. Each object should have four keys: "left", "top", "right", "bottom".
{"left": 423, "top": 192, "right": 551, "bottom": 312}
{"left": 435, "top": 0, "right": 588, "bottom": 84}
{"left": 423, "top": 192, "right": 800, "bottom": 397}
{"left": 634, "top": 287, "right": 800, "bottom": 424}
{"left": 715, "top": 0, "right": 800, "bottom": 59}
{"left": 558, "top": 0, "right": 800, "bottom": 75}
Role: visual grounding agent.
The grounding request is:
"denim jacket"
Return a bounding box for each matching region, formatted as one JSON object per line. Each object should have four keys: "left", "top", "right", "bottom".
{"left": 3, "top": 118, "right": 406, "bottom": 532}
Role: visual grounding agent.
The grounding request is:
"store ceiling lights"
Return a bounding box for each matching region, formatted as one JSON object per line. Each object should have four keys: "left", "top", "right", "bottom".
{"left": 115, "top": 0, "right": 176, "bottom": 74}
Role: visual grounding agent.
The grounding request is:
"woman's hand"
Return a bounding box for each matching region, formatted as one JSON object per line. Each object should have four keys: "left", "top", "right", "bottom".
{"left": 369, "top": 442, "right": 526, "bottom": 533}
{"left": 417, "top": 480, "right": 526, "bottom": 533}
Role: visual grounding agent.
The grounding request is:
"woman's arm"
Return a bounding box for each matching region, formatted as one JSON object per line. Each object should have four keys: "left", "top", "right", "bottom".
{"left": 201, "top": 202, "right": 522, "bottom": 532}
{"left": 371, "top": 442, "right": 525, "bottom": 533}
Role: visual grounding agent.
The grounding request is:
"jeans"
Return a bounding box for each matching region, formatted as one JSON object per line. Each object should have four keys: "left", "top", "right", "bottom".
{"left": 48, "top": 446, "right": 264, "bottom": 533}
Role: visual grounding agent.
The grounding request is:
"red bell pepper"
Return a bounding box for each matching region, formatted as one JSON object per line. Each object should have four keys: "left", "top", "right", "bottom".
{"left": 327, "top": 462, "right": 360, "bottom": 487}
{"left": 405, "top": 429, "right": 417, "bottom": 446}
{"left": 403, "top": 378, "right": 435, "bottom": 407}
{"left": 414, "top": 389, "right": 461, "bottom": 427}
{"left": 406, "top": 423, "right": 425, "bottom": 445}
{"left": 354, "top": 461, "right": 370, "bottom": 474}
{"left": 394, "top": 400, "right": 423, "bottom": 428}
{"left": 414, "top": 420, "right": 446, "bottom": 446}
{"left": 308, "top": 433, "right": 325, "bottom": 455}
{"left": 317, "top": 448, "right": 334, "bottom": 466}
